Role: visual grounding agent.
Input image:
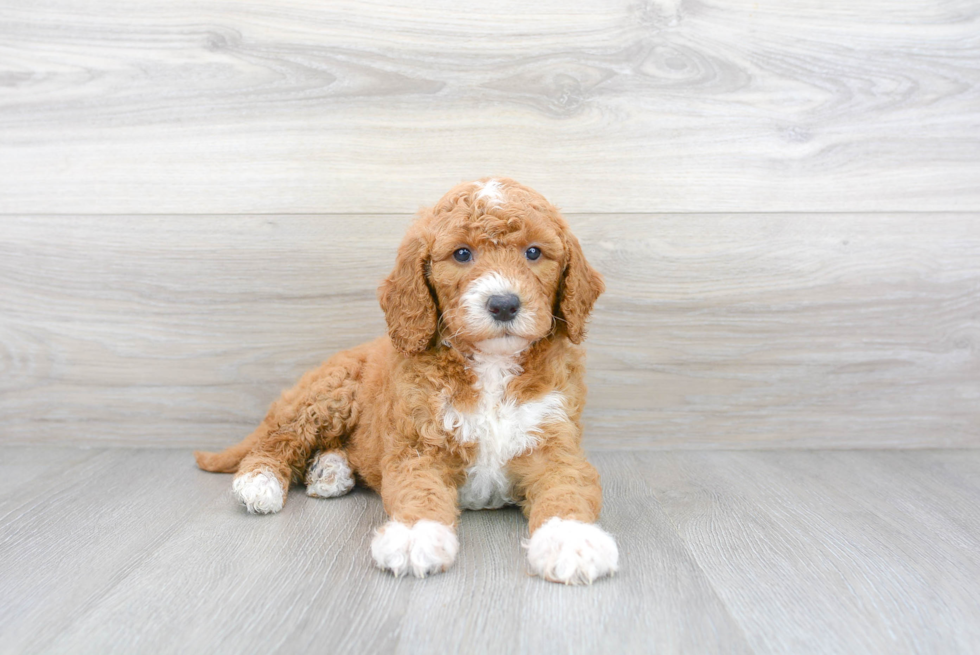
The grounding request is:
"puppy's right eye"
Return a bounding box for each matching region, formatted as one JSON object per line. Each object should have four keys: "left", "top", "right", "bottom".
{"left": 453, "top": 248, "right": 472, "bottom": 263}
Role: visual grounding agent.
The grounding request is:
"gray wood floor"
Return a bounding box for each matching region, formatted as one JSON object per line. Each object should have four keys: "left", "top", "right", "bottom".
{"left": 2, "top": 448, "right": 978, "bottom": 654}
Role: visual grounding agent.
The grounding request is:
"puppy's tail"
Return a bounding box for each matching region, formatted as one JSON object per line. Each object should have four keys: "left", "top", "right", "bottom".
{"left": 194, "top": 431, "right": 262, "bottom": 473}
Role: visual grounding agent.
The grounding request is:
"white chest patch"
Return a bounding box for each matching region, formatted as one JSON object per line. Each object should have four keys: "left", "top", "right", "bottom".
{"left": 442, "top": 350, "right": 567, "bottom": 510}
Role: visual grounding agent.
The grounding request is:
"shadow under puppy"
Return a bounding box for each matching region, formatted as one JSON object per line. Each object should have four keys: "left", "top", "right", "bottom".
{"left": 195, "top": 178, "right": 619, "bottom": 584}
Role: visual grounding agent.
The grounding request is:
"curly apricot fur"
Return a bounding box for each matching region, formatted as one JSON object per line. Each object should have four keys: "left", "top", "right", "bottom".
{"left": 195, "top": 178, "right": 606, "bottom": 537}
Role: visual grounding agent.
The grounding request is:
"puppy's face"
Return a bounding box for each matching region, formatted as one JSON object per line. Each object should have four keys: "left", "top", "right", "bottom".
{"left": 380, "top": 178, "right": 604, "bottom": 356}
{"left": 428, "top": 197, "right": 563, "bottom": 354}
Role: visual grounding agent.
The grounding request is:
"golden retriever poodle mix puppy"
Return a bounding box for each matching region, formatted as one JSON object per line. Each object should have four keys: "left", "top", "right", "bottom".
{"left": 195, "top": 178, "right": 618, "bottom": 584}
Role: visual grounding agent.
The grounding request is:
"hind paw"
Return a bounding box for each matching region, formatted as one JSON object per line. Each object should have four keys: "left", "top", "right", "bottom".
{"left": 232, "top": 467, "right": 286, "bottom": 514}
{"left": 305, "top": 450, "right": 355, "bottom": 498}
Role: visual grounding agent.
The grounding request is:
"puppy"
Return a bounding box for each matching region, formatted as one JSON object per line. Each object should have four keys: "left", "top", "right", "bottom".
{"left": 195, "top": 178, "right": 619, "bottom": 584}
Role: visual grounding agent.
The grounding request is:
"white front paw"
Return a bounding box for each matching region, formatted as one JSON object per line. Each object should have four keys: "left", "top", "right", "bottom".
{"left": 525, "top": 517, "right": 619, "bottom": 584}
{"left": 371, "top": 520, "right": 458, "bottom": 578}
{"left": 232, "top": 467, "right": 285, "bottom": 514}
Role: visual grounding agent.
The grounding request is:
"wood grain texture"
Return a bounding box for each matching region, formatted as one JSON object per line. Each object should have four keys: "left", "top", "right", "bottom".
{"left": 639, "top": 450, "right": 980, "bottom": 654}
{"left": 1, "top": 0, "right": 978, "bottom": 213}
{"left": 2, "top": 448, "right": 979, "bottom": 654}
{"left": 0, "top": 449, "right": 750, "bottom": 655}
{"left": 577, "top": 214, "right": 980, "bottom": 448}
{"left": 0, "top": 449, "right": 220, "bottom": 652}
{"left": 2, "top": 214, "right": 978, "bottom": 449}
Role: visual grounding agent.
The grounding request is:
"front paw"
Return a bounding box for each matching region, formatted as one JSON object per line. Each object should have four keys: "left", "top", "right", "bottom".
{"left": 525, "top": 517, "right": 619, "bottom": 584}
{"left": 370, "top": 520, "right": 459, "bottom": 578}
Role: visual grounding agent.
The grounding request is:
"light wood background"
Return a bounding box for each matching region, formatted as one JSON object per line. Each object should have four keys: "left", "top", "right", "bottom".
{"left": 1, "top": 1, "right": 978, "bottom": 448}
{"left": 2, "top": 0, "right": 979, "bottom": 214}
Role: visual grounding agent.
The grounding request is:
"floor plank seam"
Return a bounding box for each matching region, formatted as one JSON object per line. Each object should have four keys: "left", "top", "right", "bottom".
{"left": 632, "top": 456, "right": 761, "bottom": 654}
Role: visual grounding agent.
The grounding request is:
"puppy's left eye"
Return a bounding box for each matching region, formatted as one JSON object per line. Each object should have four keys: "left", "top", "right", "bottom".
{"left": 525, "top": 247, "right": 542, "bottom": 261}
{"left": 453, "top": 248, "right": 472, "bottom": 263}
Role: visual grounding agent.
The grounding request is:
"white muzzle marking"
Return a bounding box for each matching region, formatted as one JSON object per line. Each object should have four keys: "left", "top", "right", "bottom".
{"left": 461, "top": 272, "right": 537, "bottom": 344}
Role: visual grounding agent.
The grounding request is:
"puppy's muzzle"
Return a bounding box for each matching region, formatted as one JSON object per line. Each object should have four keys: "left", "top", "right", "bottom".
{"left": 487, "top": 293, "right": 521, "bottom": 323}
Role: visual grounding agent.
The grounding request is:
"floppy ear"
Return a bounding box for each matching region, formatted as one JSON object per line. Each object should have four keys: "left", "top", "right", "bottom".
{"left": 557, "top": 231, "right": 605, "bottom": 344}
{"left": 378, "top": 226, "right": 437, "bottom": 354}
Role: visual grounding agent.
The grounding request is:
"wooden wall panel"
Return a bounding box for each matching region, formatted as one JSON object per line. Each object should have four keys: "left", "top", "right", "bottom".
{"left": 2, "top": 214, "right": 977, "bottom": 448}
{"left": 1, "top": 0, "right": 978, "bottom": 214}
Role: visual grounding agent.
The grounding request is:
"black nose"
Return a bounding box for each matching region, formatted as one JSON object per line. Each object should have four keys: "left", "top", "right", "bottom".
{"left": 487, "top": 293, "right": 521, "bottom": 322}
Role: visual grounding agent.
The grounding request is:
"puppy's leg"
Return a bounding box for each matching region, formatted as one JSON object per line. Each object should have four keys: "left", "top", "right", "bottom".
{"left": 229, "top": 354, "right": 363, "bottom": 514}
{"left": 370, "top": 453, "right": 460, "bottom": 578}
{"left": 511, "top": 436, "right": 619, "bottom": 585}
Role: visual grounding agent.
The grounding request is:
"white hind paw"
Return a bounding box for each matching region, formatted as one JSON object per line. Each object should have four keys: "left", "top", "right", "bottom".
{"left": 232, "top": 467, "right": 285, "bottom": 514}
{"left": 305, "top": 450, "right": 355, "bottom": 498}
